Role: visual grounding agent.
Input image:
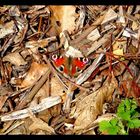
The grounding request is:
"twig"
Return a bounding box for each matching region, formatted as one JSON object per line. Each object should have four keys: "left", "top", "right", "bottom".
{"left": 1, "top": 96, "right": 62, "bottom": 122}
{"left": 2, "top": 120, "right": 24, "bottom": 134}
{"left": 15, "top": 68, "right": 50, "bottom": 110}
{"left": 62, "top": 83, "right": 74, "bottom": 114}
{"left": 75, "top": 53, "right": 105, "bottom": 85}
{"left": 70, "top": 15, "right": 105, "bottom": 47}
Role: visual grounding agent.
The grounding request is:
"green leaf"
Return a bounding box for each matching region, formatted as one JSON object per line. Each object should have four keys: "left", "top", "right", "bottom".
{"left": 117, "top": 111, "right": 131, "bottom": 121}
{"left": 117, "top": 98, "right": 139, "bottom": 121}
{"left": 110, "top": 118, "right": 118, "bottom": 125}
{"left": 99, "top": 119, "right": 119, "bottom": 135}
{"left": 99, "top": 121, "right": 111, "bottom": 132}
{"left": 128, "top": 119, "right": 140, "bottom": 129}
{"left": 125, "top": 99, "right": 131, "bottom": 110}
{"left": 99, "top": 98, "right": 140, "bottom": 135}
{"left": 108, "top": 126, "right": 119, "bottom": 135}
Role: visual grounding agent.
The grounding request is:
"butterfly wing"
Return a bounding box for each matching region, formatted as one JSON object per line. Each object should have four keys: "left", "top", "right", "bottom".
{"left": 71, "top": 58, "right": 90, "bottom": 76}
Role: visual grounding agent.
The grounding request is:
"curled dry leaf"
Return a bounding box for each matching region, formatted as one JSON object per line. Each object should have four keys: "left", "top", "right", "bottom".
{"left": 0, "top": 85, "right": 12, "bottom": 110}
{"left": 28, "top": 111, "right": 55, "bottom": 134}
{"left": 3, "top": 52, "right": 27, "bottom": 66}
{"left": 0, "top": 21, "right": 15, "bottom": 39}
{"left": 49, "top": 6, "right": 78, "bottom": 34}
{"left": 14, "top": 17, "right": 28, "bottom": 45}
{"left": 29, "top": 81, "right": 49, "bottom": 107}
{"left": 19, "top": 62, "right": 49, "bottom": 88}
{"left": 51, "top": 76, "right": 66, "bottom": 97}
{"left": 75, "top": 6, "right": 85, "bottom": 30}
{"left": 25, "top": 37, "right": 56, "bottom": 49}
{"left": 9, "top": 6, "right": 21, "bottom": 17}
{"left": 26, "top": 6, "right": 49, "bottom": 18}
{"left": 87, "top": 28, "right": 101, "bottom": 42}
{"left": 83, "top": 113, "right": 117, "bottom": 134}
{"left": 70, "top": 74, "right": 118, "bottom": 134}
{"left": 117, "top": 6, "right": 125, "bottom": 25}
{"left": 101, "top": 8, "right": 118, "bottom": 25}
{"left": 30, "top": 75, "right": 65, "bottom": 108}
{"left": 113, "top": 37, "right": 127, "bottom": 57}
{"left": 123, "top": 27, "right": 138, "bottom": 39}
{"left": 0, "top": 6, "right": 10, "bottom": 13}
{"left": 0, "top": 95, "right": 8, "bottom": 110}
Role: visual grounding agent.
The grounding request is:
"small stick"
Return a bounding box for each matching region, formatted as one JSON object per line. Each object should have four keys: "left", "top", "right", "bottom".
{"left": 3, "top": 121, "right": 24, "bottom": 134}
{"left": 1, "top": 96, "right": 62, "bottom": 122}
{"left": 62, "top": 83, "right": 73, "bottom": 114}
{"left": 75, "top": 53, "right": 105, "bottom": 85}
{"left": 70, "top": 15, "right": 105, "bottom": 46}
{"left": 16, "top": 69, "right": 50, "bottom": 110}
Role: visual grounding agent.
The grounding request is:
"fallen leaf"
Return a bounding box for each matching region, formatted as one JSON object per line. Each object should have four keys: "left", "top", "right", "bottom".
{"left": 70, "top": 74, "right": 118, "bottom": 134}
{"left": 101, "top": 8, "right": 118, "bottom": 25}
{"left": 51, "top": 76, "right": 66, "bottom": 97}
{"left": 19, "top": 62, "right": 49, "bottom": 88}
{"left": 49, "top": 6, "right": 78, "bottom": 34}
{"left": 25, "top": 37, "right": 56, "bottom": 49}
{"left": 28, "top": 111, "right": 55, "bottom": 134}
{"left": 3, "top": 52, "right": 27, "bottom": 66}
{"left": 113, "top": 38, "right": 127, "bottom": 58}
{"left": 87, "top": 28, "right": 100, "bottom": 42}
{"left": 0, "top": 21, "right": 15, "bottom": 39}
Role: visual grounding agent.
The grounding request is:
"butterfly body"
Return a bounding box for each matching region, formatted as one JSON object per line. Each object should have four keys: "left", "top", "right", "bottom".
{"left": 51, "top": 54, "right": 91, "bottom": 78}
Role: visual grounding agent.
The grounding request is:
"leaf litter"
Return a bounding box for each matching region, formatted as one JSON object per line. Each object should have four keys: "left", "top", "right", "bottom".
{"left": 0, "top": 5, "right": 140, "bottom": 135}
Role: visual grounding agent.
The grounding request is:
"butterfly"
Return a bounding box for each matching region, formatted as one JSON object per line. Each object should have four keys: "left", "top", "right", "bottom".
{"left": 50, "top": 53, "right": 91, "bottom": 78}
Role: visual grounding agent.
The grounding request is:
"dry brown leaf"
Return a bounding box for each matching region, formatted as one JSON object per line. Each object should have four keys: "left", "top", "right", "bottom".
{"left": 0, "top": 5, "right": 140, "bottom": 135}
{"left": 112, "top": 37, "right": 127, "bottom": 57}
{"left": 3, "top": 52, "right": 27, "bottom": 66}
{"left": 29, "top": 75, "right": 64, "bottom": 113}
{"left": 19, "top": 62, "right": 49, "bottom": 88}
{"left": 132, "top": 20, "right": 139, "bottom": 31}
{"left": 1, "top": 96, "right": 62, "bottom": 122}
{"left": 70, "top": 74, "right": 118, "bottom": 134}
{"left": 51, "top": 76, "right": 66, "bottom": 97}
{"left": 83, "top": 113, "right": 117, "bottom": 134}
{"left": 29, "top": 81, "right": 49, "bottom": 107}
{"left": 9, "top": 6, "right": 21, "bottom": 17}
{"left": 0, "top": 6, "right": 10, "bottom": 13}
{"left": 0, "top": 21, "right": 15, "bottom": 39}
{"left": 26, "top": 6, "right": 49, "bottom": 18}
{"left": 28, "top": 112, "right": 55, "bottom": 134}
{"left": 87, "top": 28, "right": 100, "bottom": 42}
{"left": 0, "top": 96, "right": 8, "bottom": 110}
{"left": 101, "top": 8, "right": 118, "bottom": 25}
{"left": 25, "top": 37, "right": 56, "bottom": 49}
{"left": 27, "top": 5, "right": 46, "bottom": 13}
{"left": 49, "top": 6, "right": 78, "bottom": 34}
{"left": 117, "top": 6, "right": 125, "bottom": 25}
{"left": 2, "top": 120, "right": 25, "bottom": 135}
{"left": 86, "top": 34, "right": 110, "bottom": 56}
{"left": 111, "top": 60, "right": 129, "bottom": 77}
{"left": 0, "top": 85, "right": 12, "bottom": 110}
{"left": 14, "top": 23, "right": 28, "bottom": 45}
{"left": 123, "top": 27, "right": 138, "bottom": 39}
